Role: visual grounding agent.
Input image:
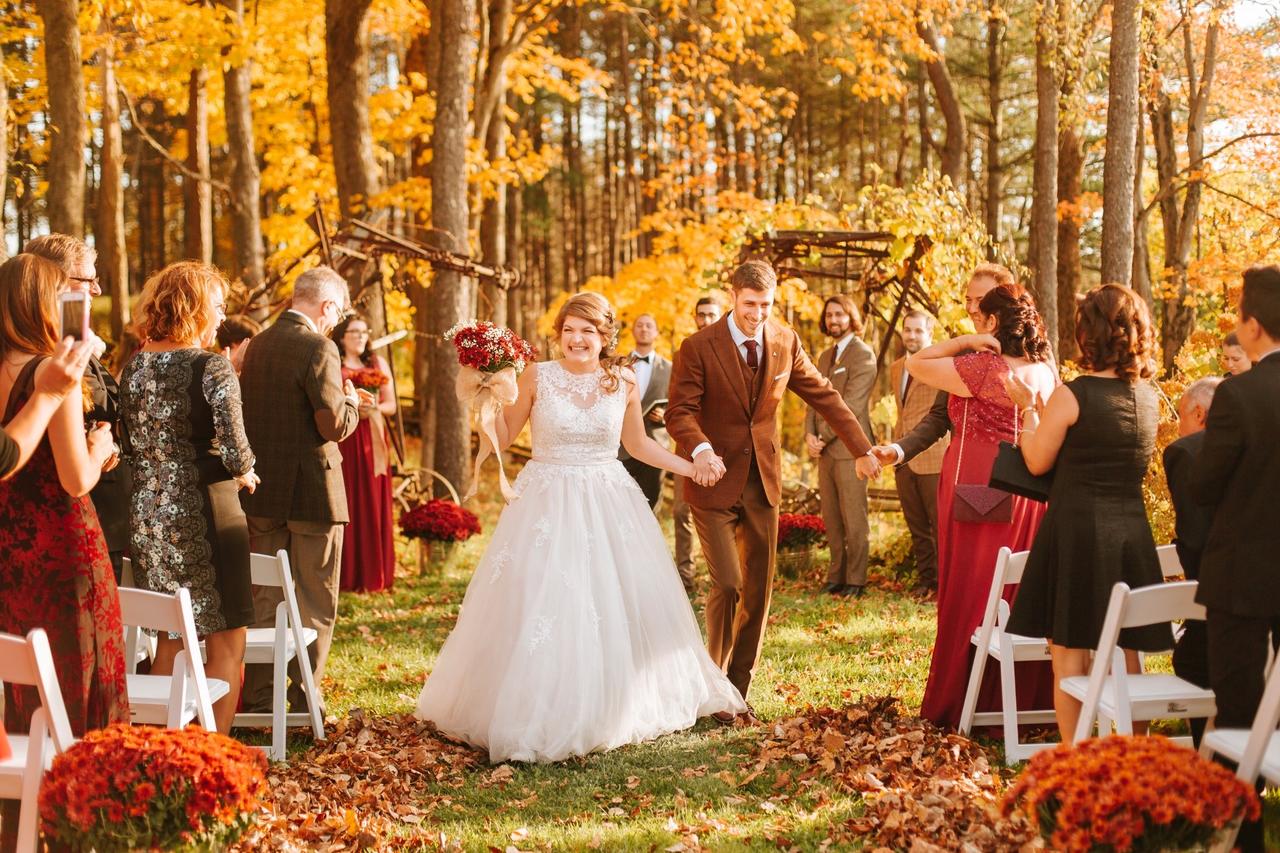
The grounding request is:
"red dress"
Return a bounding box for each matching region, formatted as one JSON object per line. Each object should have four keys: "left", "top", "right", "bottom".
{"left": 0, "top": 358, "right": 129, "bottom": 851}
{"left": 920, "top": 351, "right": 1054, "bottom": 730}
{"left": 338, "top": 365, "right": 396, "bottom": 592}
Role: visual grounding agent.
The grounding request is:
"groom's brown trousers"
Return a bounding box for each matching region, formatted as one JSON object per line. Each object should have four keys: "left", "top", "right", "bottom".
{"left": 691, "top": 463, "right": 778, "bottom": 698}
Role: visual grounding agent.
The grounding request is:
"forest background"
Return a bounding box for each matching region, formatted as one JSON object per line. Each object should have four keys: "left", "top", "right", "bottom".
{"left": 2, "top": 0, "right": 1279, "bottom": 504}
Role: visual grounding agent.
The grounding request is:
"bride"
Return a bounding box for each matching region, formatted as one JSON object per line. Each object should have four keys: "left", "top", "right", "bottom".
{"left": 416, "top": 292, "right": 746, "bottom": 763}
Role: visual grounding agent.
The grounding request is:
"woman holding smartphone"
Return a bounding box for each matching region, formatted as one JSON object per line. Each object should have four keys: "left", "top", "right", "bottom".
{"left": 0, "top": 254, "right": 129, "bottom": 849}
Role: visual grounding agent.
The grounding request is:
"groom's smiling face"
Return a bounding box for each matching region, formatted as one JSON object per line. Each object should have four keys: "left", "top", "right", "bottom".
{"left": 732, "top": 286, "right": 775, "bottom": 337}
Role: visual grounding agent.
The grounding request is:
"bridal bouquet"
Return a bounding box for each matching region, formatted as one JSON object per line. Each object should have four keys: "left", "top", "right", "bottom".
{"left": 447, "top": 320, "right": 538, "bottom": 501}
{"left": 347, "top": 365, "right": 389, "bottom": 394}
{"left": 39, "top": 723, "right": 266, "bottom": 852}
{"left": 1001, "top": 735, "right": 1258, "bottom": 852}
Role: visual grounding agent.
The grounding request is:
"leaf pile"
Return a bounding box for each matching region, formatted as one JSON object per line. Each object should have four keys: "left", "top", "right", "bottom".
{"left": 234, "top": 709, "right": 485, "bottom": 851}
{"left": 744, "top": 696, "right": 1038, "bottom": 851}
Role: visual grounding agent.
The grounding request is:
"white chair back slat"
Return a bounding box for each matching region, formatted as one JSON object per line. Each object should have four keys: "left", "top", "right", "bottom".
{"left": 1119, "top": 580, "right": 1204, "bottom": 629}
{"left": 1235, "top": 642, "right": 1280, "bottom": 784}
{"left": 118, "top": 587, "right": 218, "bottom": 729}
{"left": 0, "top": 630, "right": 75, "bottom": 755}
{"left": 1155, "top": 544, "right": 1184, "bottom": 579}
{"left": 117, "top": 587, "right": 189, "bottom": 636}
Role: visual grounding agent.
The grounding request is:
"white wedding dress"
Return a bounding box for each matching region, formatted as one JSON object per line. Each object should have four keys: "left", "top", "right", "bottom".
{"left": 415, "top": 360, "right": 745, "bottom": 763}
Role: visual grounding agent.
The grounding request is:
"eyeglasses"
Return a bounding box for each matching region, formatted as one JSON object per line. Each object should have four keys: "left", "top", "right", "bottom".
{"left": 344, "top": 329, "right": 370, "bottom": 337}
{"left": 68, "top": 275, "right": 99, "bottom": 289}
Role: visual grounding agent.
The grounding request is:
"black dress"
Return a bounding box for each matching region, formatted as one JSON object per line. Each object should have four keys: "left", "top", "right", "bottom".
{"left": 1007, "top": 376, "right": 1171, "bottom": 651}
{"left": 121, "top": 350, "right": 256, "bottom": 636}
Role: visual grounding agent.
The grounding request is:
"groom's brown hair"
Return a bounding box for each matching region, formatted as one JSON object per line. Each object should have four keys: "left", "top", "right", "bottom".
{"left": 731, "top": 260, "right": 776, "bottom": 292}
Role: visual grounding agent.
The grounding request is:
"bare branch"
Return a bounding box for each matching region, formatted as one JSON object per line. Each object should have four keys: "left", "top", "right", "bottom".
{"left": 1203, "top": 181, "right": 1280, "bottom": 223}
{"left": 117, "top": 82, "right": 231, "bottom": 193}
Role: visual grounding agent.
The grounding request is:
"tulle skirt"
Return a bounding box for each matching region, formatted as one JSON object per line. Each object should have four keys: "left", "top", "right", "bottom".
{"left": 415, "top": 458, "right": 745, "bottom": 763}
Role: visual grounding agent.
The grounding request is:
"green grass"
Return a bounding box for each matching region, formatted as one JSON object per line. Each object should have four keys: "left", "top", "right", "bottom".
{"left": 303, "top": 520, "right": 1277, "bottom": 850}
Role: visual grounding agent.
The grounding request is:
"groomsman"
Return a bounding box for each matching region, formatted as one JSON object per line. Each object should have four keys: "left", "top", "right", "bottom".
{"left": 1192, "top": 265, "right": 1280, "bottom": 853}
{"left": 619, "top": 313, "right": 671, "bottom": 508}
{"left": 672, "top": 297, "right": 723, "bottom": 595}
{"left": 888, "top": 309, "right": 948, "bottom": 594}
{"left": 804, "top": 295, "right": 876, "bottom": 597}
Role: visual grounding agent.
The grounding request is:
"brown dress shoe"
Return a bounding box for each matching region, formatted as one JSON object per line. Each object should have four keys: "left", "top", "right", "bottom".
{"left": 711, "top": 710, "right": 737, "bottom": 725}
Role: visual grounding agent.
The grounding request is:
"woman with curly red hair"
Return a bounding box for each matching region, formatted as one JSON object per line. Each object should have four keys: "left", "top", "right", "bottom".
{"left": 1004, "top": 283, "right": 1170, "bottom": 743}
{"left": 905, "top": 275, "right": 1058, "bottom": 729}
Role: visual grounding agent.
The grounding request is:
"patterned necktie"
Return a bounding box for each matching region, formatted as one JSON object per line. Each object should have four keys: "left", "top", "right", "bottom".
{"left": 744, "top": 339, "right": 759, "bottom": 371}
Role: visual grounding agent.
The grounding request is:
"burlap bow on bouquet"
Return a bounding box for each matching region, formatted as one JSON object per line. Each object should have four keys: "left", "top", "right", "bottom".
{"left": 448, "top": 320, "right": 538, "bottom": 501}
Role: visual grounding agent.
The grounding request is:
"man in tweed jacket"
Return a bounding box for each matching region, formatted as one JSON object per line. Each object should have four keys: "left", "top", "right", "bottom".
{"left": 239, "top": 266, "right": 370, "bottom": 712}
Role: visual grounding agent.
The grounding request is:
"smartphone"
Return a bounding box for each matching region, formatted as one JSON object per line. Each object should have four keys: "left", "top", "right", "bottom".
{"left": 59, "top": 291, "right": 90, "bottom": 341}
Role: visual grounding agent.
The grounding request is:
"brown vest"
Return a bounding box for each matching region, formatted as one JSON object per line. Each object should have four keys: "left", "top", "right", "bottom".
{"left": 734, "top": 344, "right": 767, "bottom": 413}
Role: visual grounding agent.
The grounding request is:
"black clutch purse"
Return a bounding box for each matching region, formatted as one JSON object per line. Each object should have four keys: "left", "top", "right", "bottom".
{"left": 989, "top": 440, "right": 1053, "bottom": 503}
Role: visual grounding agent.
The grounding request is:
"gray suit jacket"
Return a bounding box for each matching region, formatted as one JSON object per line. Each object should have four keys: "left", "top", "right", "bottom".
{"left": 804, "top": 337, "right": 876, "bottom": 461}
{"left": 238, "top": 311, "right": 359, "bottom": 523}
{"left": 619, "top": 352, "right": 671, "bottom": 461}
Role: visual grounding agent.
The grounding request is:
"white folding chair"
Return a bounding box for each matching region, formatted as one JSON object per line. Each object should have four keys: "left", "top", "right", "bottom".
{"left": 232, "top": 550, "right": 324, "bottom": 761}
{"left": 118, "top": 558, "right": 156, "bottom": 667}
{"left": 1064, "top": 581, "right": 1216, "bottom": 744}
{"left": 1156, "top": 544, "right": 1184, "bottom": 579}
{"left": 0, "top": 629, "right": 75, "bottom": 853}
{"left": 958, "top": 547, "right": 1057, "bottom": 763}
{"left": 119, "top": 586, "right": 228, "bottom": 730}
{"left": 1202, "top": 643, "right": 1280, "bottom": 853}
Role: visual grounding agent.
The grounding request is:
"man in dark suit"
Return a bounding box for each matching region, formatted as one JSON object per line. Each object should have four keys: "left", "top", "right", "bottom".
{"left": 804, "top": 295, "right": 877, "bottom": 597}
{"left": 1192, "top": 264, "right": 1280, "bottom": 853}
{"left": 24, "top": 235, "right": 131, "bottom": 580}
{"left": 239, "top": 266, "right": 372, "bottom": 712}
{"left": 1163, "top": 376, "right": 1222, "bottom": 747}
{"left": 619, "top": 313, "right": 672, "bottom": 508}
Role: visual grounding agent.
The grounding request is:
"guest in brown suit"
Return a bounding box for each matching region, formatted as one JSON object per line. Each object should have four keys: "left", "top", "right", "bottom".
{"left": 888, "top": 309, "right": 948, "bottom": 593}
{"left": 804, "top": 295, "right": 877, "bottom": 597}
{"left": 666, "top": 261, "right": 878, "bottom": 717}
{"left": 238, "top": 266, "right": 372, "bottom": 712}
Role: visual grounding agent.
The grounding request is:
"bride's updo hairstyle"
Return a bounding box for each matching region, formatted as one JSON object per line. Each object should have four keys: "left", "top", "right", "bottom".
{"left": 553, "top": 291, "right": 628, "bottom": 393}
{"left": 977, "top": 283, "right": 1052, "bottom": 363}
{"left": 1074, "top": 284, "right": 1156, "bottom": 382}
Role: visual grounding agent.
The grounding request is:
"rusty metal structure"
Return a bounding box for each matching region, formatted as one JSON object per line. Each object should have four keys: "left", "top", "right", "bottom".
{"left": 739, "top": 229, "right": 933, "bottom": 368}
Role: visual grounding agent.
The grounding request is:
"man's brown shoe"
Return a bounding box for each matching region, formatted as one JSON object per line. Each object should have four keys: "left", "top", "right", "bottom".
{"left": 711, "top": 710, "right": 736, "bottom": 725}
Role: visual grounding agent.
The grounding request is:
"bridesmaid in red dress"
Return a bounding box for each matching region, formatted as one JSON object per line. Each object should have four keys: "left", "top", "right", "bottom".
{"left": 331, "top": 314, "right": 397, "bottom": 592}
{"left": 905, "top": 284, "right": 1058, "bottom": 730}
{"left": 0, "top": 255, "right": 128, "bottom": 852}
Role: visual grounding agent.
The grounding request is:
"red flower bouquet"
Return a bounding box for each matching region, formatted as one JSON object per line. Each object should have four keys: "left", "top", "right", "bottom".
{"left": 777, "top": 513, "right": 827, "bottom": 551}
{"left": 447, "top": 321, "right": 538, "bottom": 500}
{"left": 1002, "top": 735, "right": 1260, "bottom": 852}
{"left": 446, "top": 320, "right": 537, "bottom": 374}
{"left": 399, "top": 498, "right": 482, "bottom": 543}
{"left": 347, "top": 366, "right": 389, "bottom": 394}
{"left": 39, "top": 723, "right": 267, "bottom": 852}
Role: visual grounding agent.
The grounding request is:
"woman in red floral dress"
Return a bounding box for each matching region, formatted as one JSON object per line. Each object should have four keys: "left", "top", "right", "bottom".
{"left": 331, "top": 314, "right": 398, "bottom": 592}
{"left": 0, "top": 255, "right": 129, "bottom": 851}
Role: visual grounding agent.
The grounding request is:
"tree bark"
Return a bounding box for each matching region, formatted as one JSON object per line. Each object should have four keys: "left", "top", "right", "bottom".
{"left": 985, "top": 5, "right": 1003, "bottom": 253}
{"left": 98, "top": 28, "right": 128, "bottom": 340}
{"left": 0, "top": 55, "right": 7, "bottom": 231}
{"left": 1031, "top": 0, "right": 1058, "bottom": 355}
{"left": 1056, "top": 124, "right": 1083, "bottom": 361}
{"left": 219, "top": 0, "right": 265, "bottom": 298}
{"left": 183, "top": 68, "right": 213, "bottom": 263}
{"left": 427, "top": 0, "right": 476, "bottom": 496}
{"left": 37, "top": 0, "right": 86, "bottom": 237}
{"left": 1099, "top": 0, "right": 1140, "bottom": 286}
{"left": 917, "top": 21, "right": 966, "bottom": 189}
{"left": 480, "top": 114, "right": 508, "bottom": 325}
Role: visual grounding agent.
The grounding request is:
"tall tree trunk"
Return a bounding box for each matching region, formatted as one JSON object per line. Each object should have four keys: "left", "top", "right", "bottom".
{"left": 219, "top": 0, "right": 264, "bottom": 298}
{"left": 916, "top": 69, "right": 931, "bottom": 176}
{"left": 985, "top": 5, "right": 1003, "bottom": 253}
{"left": 480, "top": 116, "right": 508, "bottom": 324}
{"left": 917, "top": 21, "right": 966, "bottom": 189}
{"left": 1132, "top": 108, "right": 1152, "bottom": 304}
{"left": 37, "top": 0, "right": 86, "bottom": 236}
{"left": 98, "top": 28, "right": 128, "bottom": 340}
{"left": 427, "top": 0, "right": 476, "bottom": 495}
{"left": 183, "top": 68, "right": 213, "bottom": 262}
{"left": 0, "top": 56, "right": 7, "bottom": 231}
{"left": 1031, "top": 0, "right": 1058, "bottom": 354}
{"left": 1158, "top": 4, "right": 1223, "bottom": 371}
{"left": 1100, "top": 0, "right": 1140, "bottom": 286}
{"left": 1056, "top": 125, "right": 1083, "bottom": 361}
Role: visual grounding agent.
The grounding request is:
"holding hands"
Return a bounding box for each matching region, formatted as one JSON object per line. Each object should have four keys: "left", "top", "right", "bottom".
{"left": 692, "top": 450, "right": 726, "bottom": 487}
{"left": 869, "top": 445, "right": 900, "bottom": 466}
{"left": 854, "top": 454, "right": 881, "bottom": 480}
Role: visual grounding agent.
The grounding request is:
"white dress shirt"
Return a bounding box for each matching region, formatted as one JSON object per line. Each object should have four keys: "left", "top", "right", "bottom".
{"left": 691, "top": 313, "right": 764, "bottom": 460}
{"left": 833, "top": 332, "right": 854, "bottom": 365}
{"left": 631, "top": 350, "right": 654, "bottom": 399}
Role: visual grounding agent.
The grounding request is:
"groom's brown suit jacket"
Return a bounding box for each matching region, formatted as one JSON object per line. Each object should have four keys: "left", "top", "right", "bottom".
{"left": 666, "top": 315, "right": 873, "bottom": 510}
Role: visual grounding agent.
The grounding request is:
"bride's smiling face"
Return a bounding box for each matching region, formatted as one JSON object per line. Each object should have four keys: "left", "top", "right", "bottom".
{"left": 559, "top": 316, "right": 604, "bottom": 365}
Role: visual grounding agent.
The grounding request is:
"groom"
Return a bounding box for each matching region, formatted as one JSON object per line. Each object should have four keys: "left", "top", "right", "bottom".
{"left": 666, "top": 260, "right": 880, "bottom": 719}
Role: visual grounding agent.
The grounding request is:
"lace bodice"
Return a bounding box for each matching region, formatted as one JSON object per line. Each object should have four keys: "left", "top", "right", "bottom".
{"left": 529, "top": 360, "right": 627, "bottom": 465}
